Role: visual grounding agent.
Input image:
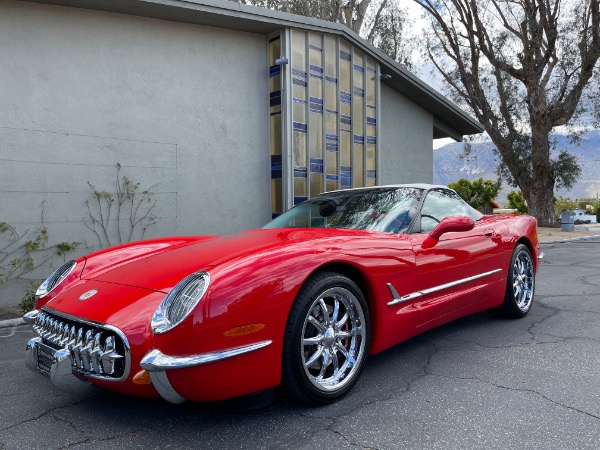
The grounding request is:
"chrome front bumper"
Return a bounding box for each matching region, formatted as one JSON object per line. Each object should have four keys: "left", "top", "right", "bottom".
{"left": 25, "top": 337, "right": 97, "bottom": 394}
{"left": 140, "top": 340, "right": 272, "bottom": 404}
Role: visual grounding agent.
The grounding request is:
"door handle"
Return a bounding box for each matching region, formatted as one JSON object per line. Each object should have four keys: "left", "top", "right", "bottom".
{"left": 483, "top": 229, "right": 495, "bottom": 237}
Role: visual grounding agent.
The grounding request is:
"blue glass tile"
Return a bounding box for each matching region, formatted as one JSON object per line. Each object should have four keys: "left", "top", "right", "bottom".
{"left": 340, "top": 91, "right": 352, "bottom": 104}
{"left": 309, "top": 44, "right": 323, "bottom": 52}
{"left": 353, "top": 65, "right": 365, "bottom": 73}
{"left": 367, "top": 136, "right": 377, "bottom": 144}
{"left": 294, "top": 196, "right": 308, "bottom": 206}
{"left": 353, "top": 87, "right": 364, "bottom": 97}
{"left": 292, "top": 69, "right": 307, "bottom": 79}
{"left": 309, "top": 96, "right": 323, "bottom": 114}
{"left": 340, "top": 165, "right": 352, "bottom": 172}
{"left": 326, "top": 143, "right": 338, "bottom": 152}
{"left": 341, "top": 174, "right": 352, "bottom": 187}
{"left": 325, "top": 133, "right": 338, "bottom": 141}
{"left": 326, "top": 174, "right": 339, "bottom": 181}
{"left": 293, "top": 98, "right": 307, "bottom": 104}
{"left": 293, "top": 78, "right": 307, "bottom": 88}
{"left": 340, "top": 115, "right": 352, "bottom": 125}
{"left": 367, "top": 170, "right": 377, "bottom": 179}
{"left": 354, "top": 135, "right": 364, "bottom": 144}
{"left": 294, "top": 167, "right": 308, "bottom": 178}
{"left": 340, "top": 50, "right": 351, "bottom": 61}
{"left": 269, "top": 65, "right": 281, "bottom": 77}
{"left": 310, "top": 73, "right": 323, "bottom": 80}
{"left": 310, "top": 158, "right": 324, "bottom": 173}
{"left": 293, "top": 122, "right": 308, "bottom": 133}
{"left": 325, "top": 75, "right": 338, "bottom": 84}
{"left": 271, "top": 155, "right": 282, "bottom": 179}
{"left": 270, "top": 90, "right": 281, "bottom": 107}
{"left": 309, "top": 64, "right": 324, "bottom": 74}
{"left": 366, "top": 117, "right": 377, "bottom": 126}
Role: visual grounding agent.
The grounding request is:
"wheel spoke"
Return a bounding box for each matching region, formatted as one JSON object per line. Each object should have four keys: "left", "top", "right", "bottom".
{"left": 337, "top": 327, "right": 361, "bottom": 339}
{"left": 335, "top": 312, "right": 348, "bottom": 330}
{"left": 319, "top": 299, "right": 330, "bottom": 326}
{"left": 304, "top": 346, "right": 324, "bottom": 368}
{"left": 307, "top": 315, "right": 326, "bottom": 333}
{"left": 331, "top": 297, "right": 340, "bottom": 323}
{"left": 303, "top": 335, "right": 323, "bottom": 346}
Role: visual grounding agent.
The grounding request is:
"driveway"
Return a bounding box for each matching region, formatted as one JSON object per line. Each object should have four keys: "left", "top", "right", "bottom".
{"left": 1, "top": 239, "right": 599, "bottom": 449}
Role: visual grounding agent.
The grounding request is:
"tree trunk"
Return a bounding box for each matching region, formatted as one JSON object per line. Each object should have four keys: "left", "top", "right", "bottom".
{"left": 526, "top": 124, "right": 557, "bottom": 227}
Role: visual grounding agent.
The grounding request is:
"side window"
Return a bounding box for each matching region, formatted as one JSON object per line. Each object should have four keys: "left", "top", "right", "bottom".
{"left": 420, "top": 189, "right": 474, "bottom": 233}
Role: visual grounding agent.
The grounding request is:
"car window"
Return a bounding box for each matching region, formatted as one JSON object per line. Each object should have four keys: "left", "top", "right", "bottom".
{"left": 420, "top": 189, "right": 480, "bottom": 233}
{"left": 264, "top": 187, "right": 424, "bottom": 233}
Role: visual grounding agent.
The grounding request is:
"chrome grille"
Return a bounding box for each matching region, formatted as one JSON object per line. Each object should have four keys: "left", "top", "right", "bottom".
{"left": 33, "top": 311, "right": 126, "bottom": 379}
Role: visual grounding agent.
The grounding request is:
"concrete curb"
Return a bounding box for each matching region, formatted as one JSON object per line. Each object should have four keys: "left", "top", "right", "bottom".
{"left": 540, "top": 234, "right": 600, "bottom": 244}
{"left": 0, "top": 317, "right": 26, "bottom": 329}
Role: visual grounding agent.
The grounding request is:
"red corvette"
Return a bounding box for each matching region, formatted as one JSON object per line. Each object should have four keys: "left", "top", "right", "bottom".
{"left": 24, "top": 185, "right": 541, "bottom": 404}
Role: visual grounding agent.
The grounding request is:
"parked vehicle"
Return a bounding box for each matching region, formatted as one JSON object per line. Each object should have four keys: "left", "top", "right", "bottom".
{"left": 24, "top": 184, "right": 540, "bottom": 404}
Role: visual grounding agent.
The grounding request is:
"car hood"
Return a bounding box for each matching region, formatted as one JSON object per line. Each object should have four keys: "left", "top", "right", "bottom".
{"left": 80, "top": 228, "right": 373, "bottom": 293}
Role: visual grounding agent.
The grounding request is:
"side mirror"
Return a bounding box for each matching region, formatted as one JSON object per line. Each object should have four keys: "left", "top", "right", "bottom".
{"left": 423, "top": 216, "right": 475, "bottom": 248}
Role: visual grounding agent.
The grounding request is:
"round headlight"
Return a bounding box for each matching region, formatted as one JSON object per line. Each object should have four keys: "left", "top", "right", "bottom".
{"left": 151, "top": 271, "right": 210, "bottom": 334}
{"left": 35, "top": 260, "right": 77, "bottom": 299}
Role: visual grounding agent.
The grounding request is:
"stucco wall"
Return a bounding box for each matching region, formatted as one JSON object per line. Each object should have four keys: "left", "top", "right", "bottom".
{"left": 378, "top": 83, "right": 434, "bottom": 185}
{"left": 0, "top": 0, "right": 268, "bottom": 306}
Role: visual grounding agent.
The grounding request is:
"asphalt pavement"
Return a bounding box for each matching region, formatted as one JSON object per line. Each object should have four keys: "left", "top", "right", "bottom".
{"left": 1, "top": 239, "right": 599, "bottom": 449}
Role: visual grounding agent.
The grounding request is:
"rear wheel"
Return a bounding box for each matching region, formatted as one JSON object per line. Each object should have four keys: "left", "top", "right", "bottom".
{"left": 282, "top": 271, "right": 369, "bottom": 404}
{"left": 495, "top": 244, "right": 535, "bottom": 318}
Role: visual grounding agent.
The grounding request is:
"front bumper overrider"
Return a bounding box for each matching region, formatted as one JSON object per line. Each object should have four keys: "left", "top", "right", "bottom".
{"left": 139, "top": 341, "right": 272, "bottom": 403}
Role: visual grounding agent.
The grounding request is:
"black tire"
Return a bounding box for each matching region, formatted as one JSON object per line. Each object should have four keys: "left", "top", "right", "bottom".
{"left": 494, "top": 244, "right": 536, "bottom": 318}
{"left": 282, "top": 271, "right": 370, "bottom": 404}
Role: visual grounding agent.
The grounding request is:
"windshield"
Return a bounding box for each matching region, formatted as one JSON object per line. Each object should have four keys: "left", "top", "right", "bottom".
{"left": 264, "top": 187, "right": 424, "bottom": 233}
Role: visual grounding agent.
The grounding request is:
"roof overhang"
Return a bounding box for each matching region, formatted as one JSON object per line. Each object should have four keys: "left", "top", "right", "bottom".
{"left": 20, "top": 0, "right": 484, "bottom": 140}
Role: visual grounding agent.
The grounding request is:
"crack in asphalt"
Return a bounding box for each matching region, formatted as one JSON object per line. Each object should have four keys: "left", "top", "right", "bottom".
{"left": 51, "top": 427, "right": 150, "bottom": 450}
{"left": 0, "top": 396, "right": 96, "bottom": 432}
{"left": 427, "top": 372, "right": 600, "bottom": 421}
{"left": 292, "top": 342, "right": 439, "bottom": 450}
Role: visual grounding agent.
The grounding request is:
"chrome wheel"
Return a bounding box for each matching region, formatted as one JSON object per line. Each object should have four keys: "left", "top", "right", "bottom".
{"left": 301, "top": 287, "right": 366, "bottom": 392}
{"left": 512, "top": 248, "right": 534, "bottom": 312}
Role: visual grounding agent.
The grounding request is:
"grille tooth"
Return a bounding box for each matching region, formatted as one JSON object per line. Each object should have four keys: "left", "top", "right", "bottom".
{"left": 33, "top": 311, "right": 126, "bottom": 379}
{"left": 90, "top": 333, "right": 103, "bottom": 374}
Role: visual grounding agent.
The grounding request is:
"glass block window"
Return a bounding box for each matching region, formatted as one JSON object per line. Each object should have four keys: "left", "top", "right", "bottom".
{"left": 269, "top": 35, "right": 283, "bottom": 218}
{"left": 289, "top": 30, "right": 378, "bottom": 201}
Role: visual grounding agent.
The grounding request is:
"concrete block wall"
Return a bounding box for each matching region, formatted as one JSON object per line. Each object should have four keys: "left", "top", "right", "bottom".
{"left": 378, "top": 83, "right": 434, "bottom": 185}
{"left": 0, "top": 0, "right": 270, "bottom": 307}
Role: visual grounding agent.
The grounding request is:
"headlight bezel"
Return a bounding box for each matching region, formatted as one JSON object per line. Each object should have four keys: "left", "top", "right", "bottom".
{"left": 35, "top": 260, "right": 78, "bottom": 299}
{"left": 151, "top": 271, "right": 210, "bottom": 334}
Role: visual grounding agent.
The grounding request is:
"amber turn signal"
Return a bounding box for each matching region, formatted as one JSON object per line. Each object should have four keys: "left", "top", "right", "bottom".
{"left": 132, "top": 369, "right": 152, "bottom": 385}
{"left": 223, "top": 323, "right": 266, "bottom": 338}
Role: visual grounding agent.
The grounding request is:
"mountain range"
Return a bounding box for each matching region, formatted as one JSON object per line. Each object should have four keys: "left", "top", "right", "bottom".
{"left": 433, "top": 130, "right": 600, "bottom": 205}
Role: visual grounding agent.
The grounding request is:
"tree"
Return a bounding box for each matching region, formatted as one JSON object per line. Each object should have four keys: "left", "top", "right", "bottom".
{"left": 554, "top": 197, "right": 579, "bottom": 217}
{"left": 236, "top": 1, "right": 413, "bottom": 65}
{"left": 413, "top": 0, "right": 600, "bottom": 227}
{"left": 507, "top": 190, "right": 528, "bottom": 214}
{"left": 448, "top": 177, "right": 501, "bottom": 210}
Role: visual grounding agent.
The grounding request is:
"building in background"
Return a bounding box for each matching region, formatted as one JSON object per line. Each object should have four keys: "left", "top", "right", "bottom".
{"left": 1, "top": 0, "right": 482, "bottom": 243}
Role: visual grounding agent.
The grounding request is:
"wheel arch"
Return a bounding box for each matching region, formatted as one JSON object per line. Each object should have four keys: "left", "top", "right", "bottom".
{"left": 309, "top": 262, "right": 374, "bottom": 312}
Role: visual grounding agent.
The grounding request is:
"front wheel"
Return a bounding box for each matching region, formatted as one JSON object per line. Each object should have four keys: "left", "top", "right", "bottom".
{"left": 498, "top": 244, "right": 536, "bottom": 318}
{"left": 282, "top": 271, "right": 370, "bottom": 404}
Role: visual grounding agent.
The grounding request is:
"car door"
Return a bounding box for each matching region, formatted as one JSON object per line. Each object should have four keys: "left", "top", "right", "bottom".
{"left": 407, "top": 189, "right": 504, "bottom": 326}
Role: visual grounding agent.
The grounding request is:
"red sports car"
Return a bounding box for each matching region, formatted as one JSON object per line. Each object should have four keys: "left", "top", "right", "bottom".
{"left": 24, "top": 184, "right": 541, "bottom": 404}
